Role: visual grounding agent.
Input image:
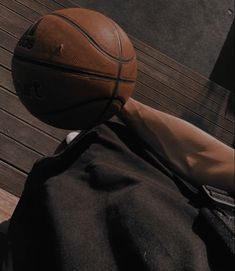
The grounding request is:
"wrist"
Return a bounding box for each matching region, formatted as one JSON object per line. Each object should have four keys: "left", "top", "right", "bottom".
{"left": 117, "top": 98, "right": 141, "bottom": 123}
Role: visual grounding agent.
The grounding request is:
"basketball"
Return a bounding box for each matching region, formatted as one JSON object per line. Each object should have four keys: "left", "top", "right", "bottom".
{"left": 12, "top": 8, "right": 137, "bottom": 130}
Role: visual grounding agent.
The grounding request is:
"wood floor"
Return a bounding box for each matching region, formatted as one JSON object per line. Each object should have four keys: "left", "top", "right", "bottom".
{"left": 0, "top": 0, "right": 234, "bottom": 221}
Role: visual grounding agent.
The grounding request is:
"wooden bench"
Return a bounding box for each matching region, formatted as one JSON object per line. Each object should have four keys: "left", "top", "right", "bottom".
{"left": 0, "top": 0, "right": 234, "bottom": 222}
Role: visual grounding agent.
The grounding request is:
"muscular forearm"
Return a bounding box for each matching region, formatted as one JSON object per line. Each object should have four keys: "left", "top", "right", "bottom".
{"left": 118, "top": 98, "right": 235, "bottom": 195}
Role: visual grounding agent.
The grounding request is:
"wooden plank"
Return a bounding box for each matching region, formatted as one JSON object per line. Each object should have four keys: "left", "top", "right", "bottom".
{"left": 0, "top": 28, "right": 18, "bottom": 52}
{"left": 0, "top": 0, "right": 40, "bottom": 22}
{"left": 0, "top": 4, "right": 31, "bottom": 39}
{"left": 137, "top": 59, "right": 226, "bottom": 114}
{"left": 0, "top": 187, "right": 19, "bottom": 223}
{"left": 0, "top": 160, "right": 25, "bottom": 197}
{"left": 54, "top": 0, "right": 78, "bottom": 8}
{"left": 0, "top": 46, "right": 12, "bottom": 70}
{"left": 131, "top": 35, "right": 229, "bottom": 96}
{"left": 137, "top": 65, "right": 227, "bottom": 118}
{"left": 0, "top": 87, "right": 68, "bottom": 141}
{"left": 0, "top": 109, "right": 59, "bottom": 155}
{"left": 136, "top": 49, "right": 228, "bottom": 112}
{"left": 15, "top": 0, "right": 53, "bottom": 15}
{"left": 0, "top": 132, "right": 42, "bottom": 173}
{"left": 35, "top": 0, "right": 65, "bottom": 10}
{"left": 0, "top": 67, "right": 14, "bottom": 92}
{"left": 137, "top": 60, "right": 228, "bottom": 108}
{"left": 137, "top": 71, "right": 233, "bottom": 133}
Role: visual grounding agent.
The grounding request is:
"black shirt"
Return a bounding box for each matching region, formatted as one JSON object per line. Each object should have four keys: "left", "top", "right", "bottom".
{"left": 8, "top": 118, "right": 234, "bottom": 271}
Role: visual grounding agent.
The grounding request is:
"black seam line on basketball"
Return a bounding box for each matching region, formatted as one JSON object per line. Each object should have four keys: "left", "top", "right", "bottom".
{"left": 108, "top": 18, "right": 123, "bottom": 100}
{"left": 28, "top": 19, "right": 43, "bottom": 36}
{"left": 38, "top": 97, "right": 124, "bottom": 116}
{"left": 50, "top": 13, "right": 134, "bottom": 64}
{"left": 13, "top": 55, "right": 136, "bottom": 83}
{"left": 91, "top": 19, "right": 123, "bottom": 128}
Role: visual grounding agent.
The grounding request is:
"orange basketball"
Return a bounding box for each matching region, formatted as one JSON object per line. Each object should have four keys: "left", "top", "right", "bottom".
{"left": 12, "top": 8, "right": 137, "bottom": 130}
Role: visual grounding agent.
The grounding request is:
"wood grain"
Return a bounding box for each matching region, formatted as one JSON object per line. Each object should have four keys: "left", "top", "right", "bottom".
{"left": 0, "top": 28, "right": 18, "bottom": 52}
{"left": 35, "top": 0, "right": 65, "bottom": 10}
{"left": 131, "top": 35, "right": 230, "bottom": 96}
{"left": 0, "top": 132, "right": 42, "bottom": 173}
{"left": 0, "top": 87, "right": 69, "bottom": 141}
{"left": 15, "top": 0, "right": 52, "bottom": 15}
{"left": 0, "top": 0, "right": 40, "bottom": 22}
{"left": 0, "top": 109, "right": 59, "bottom": 155}
{"left": 54, "top": 0, "right": 78, "bottom": 8}
{"left": 0, "top": 46, "right": 12, "bottom": 70}
{"left": 0, "top": 160, "right": 26, "bottom": 197}
{"left": 0, "top": 187, "right": 19, "bottom": 223}
{"left": 0, "top": 4, "right": 31, "bottom": 38}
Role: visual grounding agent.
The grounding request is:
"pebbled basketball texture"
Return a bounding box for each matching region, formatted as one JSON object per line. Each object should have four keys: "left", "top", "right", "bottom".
{"left": 12, "top": 8, "right": 137, "bottom": 130}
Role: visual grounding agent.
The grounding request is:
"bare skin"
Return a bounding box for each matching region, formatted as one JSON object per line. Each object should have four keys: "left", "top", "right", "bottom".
{"left": 118, "top": 98, "right": 235, "bottom": 196}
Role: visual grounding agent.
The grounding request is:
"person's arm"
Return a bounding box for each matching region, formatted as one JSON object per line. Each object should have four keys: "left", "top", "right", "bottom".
{"left": 118, "top": 98, "right": 234, "bottom": 195}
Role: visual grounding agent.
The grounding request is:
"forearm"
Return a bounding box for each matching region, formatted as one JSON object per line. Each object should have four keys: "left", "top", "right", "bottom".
{"left": 118, "top": 98, "right": 234, "bottom": 195}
